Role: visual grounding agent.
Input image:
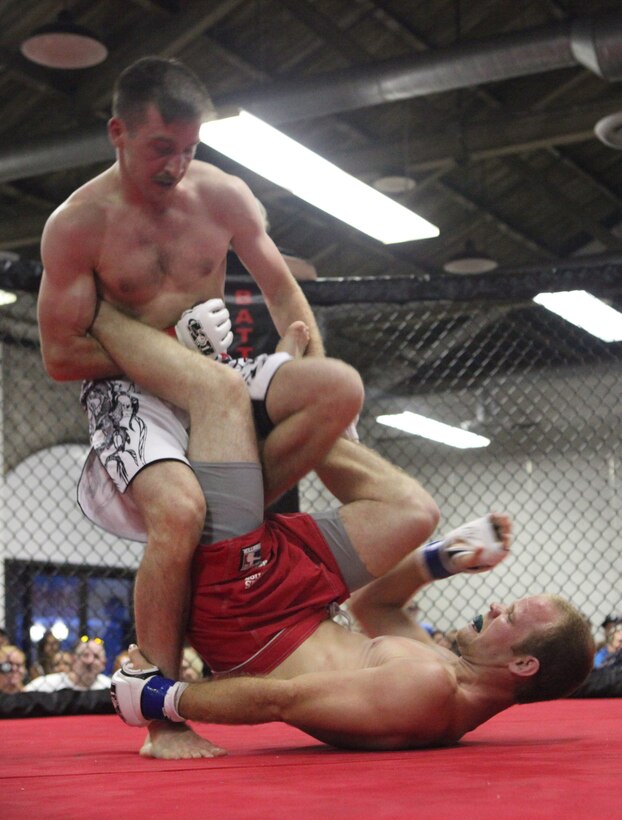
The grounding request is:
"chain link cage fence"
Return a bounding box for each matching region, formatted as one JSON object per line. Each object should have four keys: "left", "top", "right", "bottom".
{"left": 1, "top": 260, "right": 621, "bottom": 680}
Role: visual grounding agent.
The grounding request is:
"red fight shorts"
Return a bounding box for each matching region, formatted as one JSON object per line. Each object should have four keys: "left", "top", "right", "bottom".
{"left": 188, "top": 512, "right": 349, "bottom": 676}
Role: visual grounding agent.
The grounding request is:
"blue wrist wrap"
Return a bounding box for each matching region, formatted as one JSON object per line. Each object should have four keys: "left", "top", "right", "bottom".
{"left": 140, "top": 675, "right": 176, "bottom": 721}
{"left": 422, "top": 541, "right": 452, "bottom": 579}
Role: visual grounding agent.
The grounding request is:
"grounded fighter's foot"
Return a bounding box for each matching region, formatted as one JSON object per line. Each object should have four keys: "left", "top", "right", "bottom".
{"left": 276, "top": 321, "right": 310, "bottom": 359}
{"left": 416, "top": 513, "right": 511, "bottom": 580}
{"left": 141, "top": 721, "right": 227, "bottom": 760}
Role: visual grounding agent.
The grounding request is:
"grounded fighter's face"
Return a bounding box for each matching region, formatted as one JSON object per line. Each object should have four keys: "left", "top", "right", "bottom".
{"left": 456, "top": 595, "right": 558, "bottom": 664}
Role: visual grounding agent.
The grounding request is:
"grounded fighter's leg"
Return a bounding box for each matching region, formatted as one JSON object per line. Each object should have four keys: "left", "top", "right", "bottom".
{"left": 261, "top": 357, "right": 364, "bottom": 505}
{"left": 315, "top": 438, "right": 440, "bottom": 579}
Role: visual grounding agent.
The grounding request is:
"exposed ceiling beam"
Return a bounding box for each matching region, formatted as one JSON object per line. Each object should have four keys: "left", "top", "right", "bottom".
{"left": 329, "top": 97, "right": 622, "bottom": 175}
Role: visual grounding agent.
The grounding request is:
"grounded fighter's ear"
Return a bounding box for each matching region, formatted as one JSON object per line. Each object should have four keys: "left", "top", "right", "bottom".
{"left": 508, "top": 655, "right": 540, "bottom": 678}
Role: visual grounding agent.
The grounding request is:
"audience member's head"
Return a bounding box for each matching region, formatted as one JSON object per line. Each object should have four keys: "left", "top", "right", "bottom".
{"left": 36, "top": 630, "right": 61, "bottom": 675}
{"left": 602, "top": 615, "right": 622, "bottom": 644}
{"left": 112, "top": 650, "right": 130, "bottom": 674}
{"left": 51, "top": 650, "right": 74, "bottom": 674}
{"left": 432, "top": 630, "right": 452, "bottom": 650}
{"left": 0, "top": 645, "right": 27, "bottom": 694}
{"left": 607, "top": 624, "right": 622, "bottom": 652}
{"left": 71, "top": 639, "right": 107, "bottom": 688}
{"left": 0, "top": 627, "right": 10, "bottom": 649}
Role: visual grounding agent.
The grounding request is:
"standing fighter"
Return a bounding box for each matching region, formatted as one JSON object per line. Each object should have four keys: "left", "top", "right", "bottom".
{"left": 37, "top": 57, "right": 362, "bottom": 758}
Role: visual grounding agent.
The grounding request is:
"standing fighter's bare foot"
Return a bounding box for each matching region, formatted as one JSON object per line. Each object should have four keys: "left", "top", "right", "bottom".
{"left": 276, "top": 321, "right": 310, "bottom": 359}
{"left": 125, "top": 645, "right": 227, "bottom": 760}
{"left": 140, "top": 721, "right": 227, "bottom": 760}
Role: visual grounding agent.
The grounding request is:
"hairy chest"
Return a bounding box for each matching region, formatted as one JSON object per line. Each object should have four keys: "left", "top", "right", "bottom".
{"left": 96, "top": 206, "right": 231, "bottom": 307}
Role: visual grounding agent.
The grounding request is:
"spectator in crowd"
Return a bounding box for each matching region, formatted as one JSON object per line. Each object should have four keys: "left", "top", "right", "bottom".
{"left": 51, "top": 650, "right": 74, "bottom": 675}
{"left": 25, "top": 639, "right": 110, "bottom": 692}
{"left": 594, "top": 615, "right": 621, "bottom": 663}
{"left": 29, "top": 629, "right": 61, "bottom": 680}
{"left": 445, "top": 628, "right": 460, "bottom": 655}
{"left": 594, "top": 624, "right": 622, "bottom": 669}
{"left": 432, "top": 629, "right": 453, "bottom": 651}
{"left": 0, "top": 627, "right": 11, "bottom": 649}
{"left": 113, "top": 650, "right": 131, "bottom": 674}
{"left": 0, "top": 645, "right": 27, "bottom": 694}
{"left": 570, "top": 623, "right": 622, "bottom": 698}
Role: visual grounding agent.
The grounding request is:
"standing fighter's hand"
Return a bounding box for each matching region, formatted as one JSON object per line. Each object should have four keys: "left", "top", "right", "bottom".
{"left": 175, "top": 299, "right": 233, "bottom": 357}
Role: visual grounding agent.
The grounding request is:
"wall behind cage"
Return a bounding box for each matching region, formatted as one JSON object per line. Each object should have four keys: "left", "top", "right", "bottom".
{"left": 1, "top": 286, "right": 621, "bottom": 655}
{"left": 300, "top": 297, "right": 621, "bottom": 636}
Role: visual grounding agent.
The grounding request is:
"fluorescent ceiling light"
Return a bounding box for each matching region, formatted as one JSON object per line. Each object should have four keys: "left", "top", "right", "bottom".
{"left": 377, "top": 411, "right": 490, "bottom": 449}
{"left": 533, "top": 290, "right": 622, "bottom": 342}
{"left": 200, "top": 111, "right": 439, "bottom": 244}
{"left": 0, "top": 289, "right": 17, "bottom": 306}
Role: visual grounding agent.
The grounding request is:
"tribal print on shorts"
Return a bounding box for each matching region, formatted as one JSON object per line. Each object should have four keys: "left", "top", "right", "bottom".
{"left": 81, "top": 380, "right": 147, "bottom": 487}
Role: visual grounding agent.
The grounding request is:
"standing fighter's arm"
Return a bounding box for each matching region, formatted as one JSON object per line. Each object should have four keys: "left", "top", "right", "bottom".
{"left": 226, "top": 178, "right": 325, "bottom": 356}
{"left": 179, "top": 660, "right": 453, "bottom": 750}
{"left": 37, "top": 204, "right": 122, "bottom": 381}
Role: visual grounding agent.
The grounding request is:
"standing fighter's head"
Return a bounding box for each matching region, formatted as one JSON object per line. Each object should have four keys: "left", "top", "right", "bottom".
{"left": 108, "top": 57, "right": 214, "bottom": 202}
{"left": 457, "top": 594, "right": 594, "bottom": 703}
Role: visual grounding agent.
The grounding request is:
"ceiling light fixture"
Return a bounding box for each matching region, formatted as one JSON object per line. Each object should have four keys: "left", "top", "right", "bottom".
{"left": 533, "top": 290, "right": 622, "bottom": 342}
{"left": 20, "top": 10, "right": 108, "bottom": 70}
{"left": 443, "top": 240, "right": 498, "bottom": 274}
{"left": 594, "top": 112, "right": 622, "bottom": 150}
{"left": 372, "top": 175, "right": 417, "bottom": 195}
{"left": 200, "top": 110, "right": 439, "bottom": 244}
{"left": 0, "top": 289, "right": 17, "bottom": 307}
{"left": 377, "top": 411, "right": 490, "bottom": 449}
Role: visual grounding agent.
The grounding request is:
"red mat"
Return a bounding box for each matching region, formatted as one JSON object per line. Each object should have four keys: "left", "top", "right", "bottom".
{"left": 1, "top": 699, "right": 619, "bottom": 818}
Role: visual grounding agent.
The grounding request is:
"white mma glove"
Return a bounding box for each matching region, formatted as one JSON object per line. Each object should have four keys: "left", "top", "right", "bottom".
{"left": 175, "top": 298, "right": 233, "bottom": 357}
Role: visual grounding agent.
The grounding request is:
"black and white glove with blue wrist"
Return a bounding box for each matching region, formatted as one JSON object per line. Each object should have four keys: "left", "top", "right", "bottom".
{"left": 110, "top": 657, "right": 187, "bottom": 727}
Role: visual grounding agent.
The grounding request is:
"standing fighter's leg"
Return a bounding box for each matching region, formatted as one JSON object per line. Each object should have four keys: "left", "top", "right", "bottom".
{"left": 90, "top": 302, "right": 258, "bottom": 759}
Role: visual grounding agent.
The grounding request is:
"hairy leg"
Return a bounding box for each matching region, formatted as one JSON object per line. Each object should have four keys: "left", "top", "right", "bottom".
{"left": 315, "top": 438, "right": 441, "bottom": 578}
{"left": 262, "top": 357, "right": 364, "bottom": 504}
{"left": 90, "top": 303, "right": 258, "bottom": 758}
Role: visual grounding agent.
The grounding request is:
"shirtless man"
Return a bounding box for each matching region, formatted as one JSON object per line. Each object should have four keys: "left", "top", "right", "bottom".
{"left": 90, "top": 304, "right": 595, "bottom": 756}
{"left": 36, "top": 57, "right": 362, "bottom": 757}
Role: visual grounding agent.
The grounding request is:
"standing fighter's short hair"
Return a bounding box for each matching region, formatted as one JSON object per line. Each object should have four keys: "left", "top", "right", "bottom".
{"left": 112, "top": 56, "right": 214, "bottom": 132}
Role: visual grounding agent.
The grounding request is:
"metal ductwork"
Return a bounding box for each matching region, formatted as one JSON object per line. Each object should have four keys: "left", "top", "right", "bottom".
{"left": 1, "top": 10, "right": 622, "bottom": 184}
{"left": 237, "top": 12, "right": 622, "bottom": 123}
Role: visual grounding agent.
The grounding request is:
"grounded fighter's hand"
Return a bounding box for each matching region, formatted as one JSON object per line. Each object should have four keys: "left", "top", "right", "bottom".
{"left": 416, "top": 513, "right": 511, "bottom": 580}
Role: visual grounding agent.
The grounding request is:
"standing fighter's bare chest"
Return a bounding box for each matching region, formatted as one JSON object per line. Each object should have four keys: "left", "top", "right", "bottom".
{"left": 97, "top": 207, "right": 230, "bottom": 301}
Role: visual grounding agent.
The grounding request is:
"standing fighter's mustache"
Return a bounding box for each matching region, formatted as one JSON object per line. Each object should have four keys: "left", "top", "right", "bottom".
{"left": 153, "top": 175, "right": 178, "bottom": 186}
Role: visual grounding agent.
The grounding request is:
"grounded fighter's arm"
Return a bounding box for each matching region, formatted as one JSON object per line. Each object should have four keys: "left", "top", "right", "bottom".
{"left": 38, "top": 205, "right": 122, "bottom": 381}
{"left": 350, "top": 513, "right": 513, "bottom": 640}
{"left": 349, "top": 551, "right": 438, "bottom": 642}
{"left": 180, "top": 660, "right": 452, "bottom": 750}
{"left": 226, "top": 178, "right": 325, "bottom": 356}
